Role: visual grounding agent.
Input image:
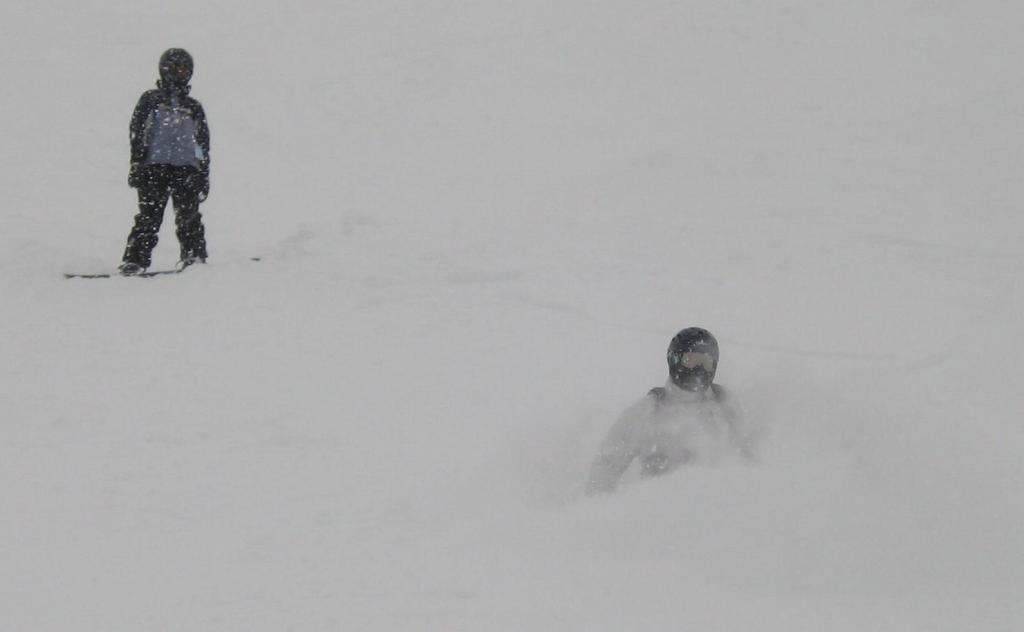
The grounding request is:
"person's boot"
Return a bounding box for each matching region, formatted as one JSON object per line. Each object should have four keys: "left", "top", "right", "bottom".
{"left": 176, "top": 254, "right": 206, "bottom": 271}
{"left": 118, "top": 261, "right": 145, "bottom": 276}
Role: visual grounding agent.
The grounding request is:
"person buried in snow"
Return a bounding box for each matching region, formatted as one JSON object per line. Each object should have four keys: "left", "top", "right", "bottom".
{"left": 119, "top": 48, "right": 210, "bottom": 276}
{"left": 586, "top": 327, "right": 756, "bottom": 495}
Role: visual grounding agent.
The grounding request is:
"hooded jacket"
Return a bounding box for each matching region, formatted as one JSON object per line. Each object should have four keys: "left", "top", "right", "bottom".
{"left": 130, "top": 81, "right": 210, "bottom": 174}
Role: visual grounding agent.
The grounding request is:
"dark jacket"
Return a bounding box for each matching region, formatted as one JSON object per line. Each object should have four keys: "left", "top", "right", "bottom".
{"left": 130, "top": 81, "right": 210, "bottom": 175}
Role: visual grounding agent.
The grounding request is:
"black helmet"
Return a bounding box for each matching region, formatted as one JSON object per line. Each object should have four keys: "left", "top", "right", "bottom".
{"left": 667, "top": 327, "right": 719, "bottom": 392}
{"left": 159, "top": 48, "right": 193, "bottom": 88}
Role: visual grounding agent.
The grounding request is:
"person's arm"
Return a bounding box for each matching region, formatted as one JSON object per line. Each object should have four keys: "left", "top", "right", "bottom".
{"left": 713, "top": 384, "right": 756, "bottom": 462}
{"left": 129, "top": 92, "right": 154, "bottom": 165}
{"left": 586, "top": 451, "right": 633, "bottom": 495}
{"left": 191, "top": 99, "right": 211, "bottom": 201}
{"left": 585, "top": 401, "right": 649, "bottom": 495}
{"left": 192, "top": 100, "right": 210, "bottom": 174}
{"left": 128, "top": 92, "right": 154, "bottom": 186}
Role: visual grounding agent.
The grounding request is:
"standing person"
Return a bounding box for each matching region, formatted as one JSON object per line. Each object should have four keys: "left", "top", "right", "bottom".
{"left": 585, "top": 328, "right": 755, "bottom": 495}
{"left": 119, "top": 48, "right": 210, "bottom": 275}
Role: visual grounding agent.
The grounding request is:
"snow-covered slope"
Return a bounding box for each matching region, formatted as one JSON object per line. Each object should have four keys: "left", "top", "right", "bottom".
{"left": 2, "top": 1, "right": 1022, "bottom": 630}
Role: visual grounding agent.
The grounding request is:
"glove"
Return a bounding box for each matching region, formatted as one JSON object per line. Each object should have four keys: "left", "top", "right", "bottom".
{"left": 128, "top": 163, "right": 143, "bottom": 188}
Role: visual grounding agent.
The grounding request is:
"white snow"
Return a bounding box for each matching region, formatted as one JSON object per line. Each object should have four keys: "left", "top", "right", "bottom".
{"left": 2, "top": 1, "right": 1022, "bottom": 630}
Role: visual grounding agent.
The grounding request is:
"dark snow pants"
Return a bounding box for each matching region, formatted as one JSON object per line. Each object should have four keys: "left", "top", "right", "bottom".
{"left": 122, "top": 164, "right": 207, "bottom": 268}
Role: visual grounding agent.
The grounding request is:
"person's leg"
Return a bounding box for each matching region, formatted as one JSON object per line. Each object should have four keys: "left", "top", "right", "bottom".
{"left": 171, "top": 169, "right": 208, "bottom": 264}
{"left": 122, "top": 167, "right": 171, "bottom": 269}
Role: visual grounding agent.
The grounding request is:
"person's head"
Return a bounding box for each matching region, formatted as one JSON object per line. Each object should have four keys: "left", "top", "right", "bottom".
{"left": 667, "top": 327, "right": 719, "bottom": 392}
{"left": 159, "top": 48, "right": 193, "bottom": 89}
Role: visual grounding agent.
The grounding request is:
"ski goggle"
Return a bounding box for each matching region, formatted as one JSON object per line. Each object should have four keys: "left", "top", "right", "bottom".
{"left": 674, "top": 351, "right": 716, "bottom": 371}
{"left": 162, "top": 63, "right": 192, "bottom": 78}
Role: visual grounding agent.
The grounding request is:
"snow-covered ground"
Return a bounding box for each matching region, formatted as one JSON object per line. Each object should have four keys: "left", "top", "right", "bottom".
{"left": 2, "top": 1, "right": 1022, "bottom": 629}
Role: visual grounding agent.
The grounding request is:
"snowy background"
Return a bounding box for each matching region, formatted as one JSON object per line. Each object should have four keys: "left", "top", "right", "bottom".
{"left": 2, "top": 1, "right": 1023, "bottom": 630}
